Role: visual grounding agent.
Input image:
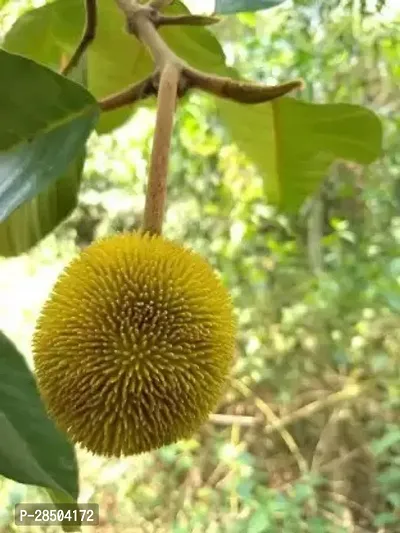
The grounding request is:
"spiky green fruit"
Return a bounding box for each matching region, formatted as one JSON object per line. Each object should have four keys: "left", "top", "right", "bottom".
{"left": 33, "top": 232, "right": 235, "bottom": 456}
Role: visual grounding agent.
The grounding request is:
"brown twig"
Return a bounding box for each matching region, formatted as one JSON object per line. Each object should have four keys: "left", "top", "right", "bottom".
{"left": 209, "top": 413, "right": 257, "bottom": 427}
{"left": 99, "top": 76, "right": 155, "bottom": 111}
{"left": 61, "top": 0, "right": 97, "bottom": 76}
{"left": 156, "top": 14, "right": 220, "bottom": 27}
{"left": 233, "top": 379, "right": 363, "bottom": 436}
{"left": 184, "top": 69, "right": 304, "bottom": 103}
{"left": 235, "top": 380, "right": 309, "bottom": 475}
{"left": 142, "top": 63, "right": 180, "bottom": 234}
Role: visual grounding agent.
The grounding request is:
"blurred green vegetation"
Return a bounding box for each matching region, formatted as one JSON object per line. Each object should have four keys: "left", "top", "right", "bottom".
{"left": 0, "top": 0, "right": 399, "bottom": 532}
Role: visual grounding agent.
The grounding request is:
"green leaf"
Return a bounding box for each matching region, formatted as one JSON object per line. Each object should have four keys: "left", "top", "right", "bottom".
{"left": 3, "top": 0, "right": 152, "bottom": 134}
{"left": 384, "top": 292, "right": 400, "bottom": 312}
{"left": 248, "top": 509, "right": 271, "bottom": 533}
{"left": 0, "top": 50, "right": 98, "bottom": 222}
{"left": 215, "top": 0, "right": 287, "bottom": 14}
{"left": 3, "top": 0, "right": 231, "bottom": 133}
{"left": 0, "top": 155, "right": 84, "bottom": 256}
{"left": 371, "top": 429, "right": 400, "bottom": 456}
{"left": 0, "top": 56, "right": 88, "bottom": 257}
{"left": 0, "top": 331, "right": 79, "bottom": 501}
{"left": 161, "top": 3, "right": 230, "bottom": 76}
{"left": 374, "top": 512, "right": 399, "bottom": 527}
{"left": 377, "top": 466, "right": 400, "bottom": 486}
{"left": 389, "top": 258, "right": 400, "bottom": 277}
{"left": 387, "top": 492, "right": 400, "bottom": 508}
{"left": 218, "top": 98, "right": 382, "bottom": 210}
{"left": 0, "top": 50, "right": 97, "bottom": 152}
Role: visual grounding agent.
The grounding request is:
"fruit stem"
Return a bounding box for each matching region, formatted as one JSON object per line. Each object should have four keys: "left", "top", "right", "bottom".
{"left": 142, "top": 63, "right": 179, "bottom": 235}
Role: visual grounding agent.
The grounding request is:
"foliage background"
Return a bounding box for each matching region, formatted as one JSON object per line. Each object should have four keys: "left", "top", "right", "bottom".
{"left": 0, "top": 0, "right": 399, "bottom": 531}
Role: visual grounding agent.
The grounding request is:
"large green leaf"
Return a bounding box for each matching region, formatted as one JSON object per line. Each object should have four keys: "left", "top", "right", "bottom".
{"left": 0, "top": 57, "right": 88, "bottom": 257}
{"left": 0, "top": 155, "right": 84, "bottom": 256}
{"left": 214, "top": 0, "right": 287, "bottom": 14}
{"left": 0, "top": 50, "right": 96, "bottom": 152}
{"left": 3, "top": 0, "right": 152, "bottom": 133}
{"left": 0, "top": 331, "right": 78, "bottom": 501}
{"left": 218, "top": 97, "right": 383, "bottom": 210}
{"left": 0, "top": 50, "right": 98, "bottom": 222}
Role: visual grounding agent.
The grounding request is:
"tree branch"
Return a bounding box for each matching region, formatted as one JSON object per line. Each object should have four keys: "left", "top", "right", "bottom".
{"left": 99, "top": 76, "right": 155, "bottom": 111}
{"left": 61, "top": 0, "right": 97, "bottom": 76}
{"left": 234, "top": 379, "right": 363, "bottom": 436}
{"left": 129, "top": 8, "right": 180, "bottom": 67}
{"left": 184, "top": 69, "right": 304, "bottom": 104}
{"left": 209, "top": 414, "right": 257, "bottom": 427}
{"left": 155, "top": 14, "right": 220, "bottom": 27}
{"left": 142, "top": 63, "right": 179, "bottom": 234}
{"left": 111, "top": 0, "right": 303, "bottom": 112}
